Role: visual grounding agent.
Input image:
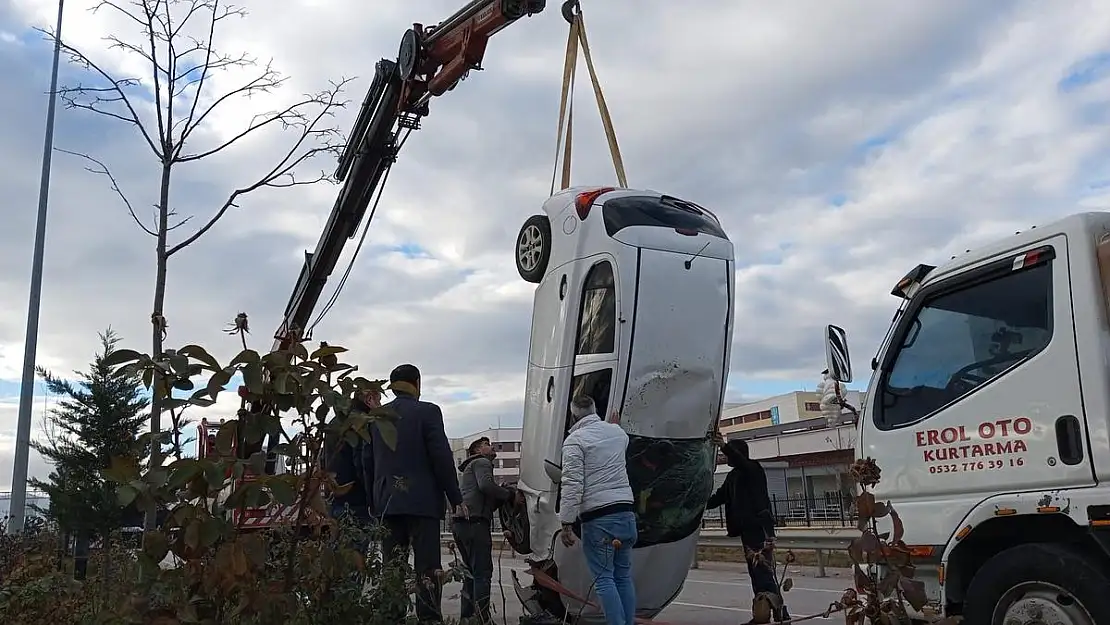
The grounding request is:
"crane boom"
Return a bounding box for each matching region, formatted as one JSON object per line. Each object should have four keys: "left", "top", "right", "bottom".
{"left": 273, "top": 0, "right": 547, "bottom": 350}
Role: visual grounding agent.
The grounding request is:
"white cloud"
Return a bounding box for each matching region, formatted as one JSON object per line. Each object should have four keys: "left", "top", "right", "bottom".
{"left": 1, "top": 0, "right": 1109, "bottom": 485}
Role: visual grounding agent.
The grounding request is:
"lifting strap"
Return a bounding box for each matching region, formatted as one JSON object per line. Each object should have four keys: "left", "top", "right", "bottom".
{"left": 550, "top": 1, "right": 628, "bottom": 194}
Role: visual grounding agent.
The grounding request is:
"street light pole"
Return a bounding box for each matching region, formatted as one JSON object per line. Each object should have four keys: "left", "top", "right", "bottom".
{"left": 8, "top": 0, "right": 65, "bottom": 535}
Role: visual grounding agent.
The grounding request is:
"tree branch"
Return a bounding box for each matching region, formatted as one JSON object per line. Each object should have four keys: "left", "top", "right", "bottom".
{"left": 41, "top": 27, "right": 162, "bottom": 158}
{"left": 165, "top": 79, "right": 352, "bottom": 257}
{"left": 175, "top": 61, "right": 286, "bottom": 152}
{"left": 56, "top": 148, "right": 157, "bottom": 236}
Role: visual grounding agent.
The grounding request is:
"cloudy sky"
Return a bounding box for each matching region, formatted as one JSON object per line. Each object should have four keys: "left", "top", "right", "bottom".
{"left": 1, "top": 0, "right": 1109, "bottom": 487}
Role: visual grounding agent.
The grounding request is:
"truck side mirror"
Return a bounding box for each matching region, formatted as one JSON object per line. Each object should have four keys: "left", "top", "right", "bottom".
{"left": 824, "top": 324, "right": 853, "bottom": 383}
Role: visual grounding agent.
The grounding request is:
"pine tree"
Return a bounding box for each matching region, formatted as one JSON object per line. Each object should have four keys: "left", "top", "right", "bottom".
{"left": 29, "top": 329, "right": 150, "bottom": 537}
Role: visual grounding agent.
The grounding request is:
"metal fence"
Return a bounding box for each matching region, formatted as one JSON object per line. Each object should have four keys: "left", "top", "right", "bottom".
{"left": 440, "top": 492, "right": 856, "bottom": 535}
{"left": 700, "top": 492, "right": 856, "bottom": 528}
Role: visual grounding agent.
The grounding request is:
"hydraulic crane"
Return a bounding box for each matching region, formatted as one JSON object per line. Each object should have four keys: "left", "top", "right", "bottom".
{"left": 273, "top": 0, "right": 548, "bottom": 352}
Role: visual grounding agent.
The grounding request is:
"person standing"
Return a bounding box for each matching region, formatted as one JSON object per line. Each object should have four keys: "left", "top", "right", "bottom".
{"left": 558, "top": 396, "right": 638, "bottom": 625}
{"left": 706, "top": 437, "right": 790, "bottom": 623}
{"left": 361, "top": 364, "right": 467, "bottom": 623}
{"left": 454, "top": 436, "right": 518, "bottom": 621}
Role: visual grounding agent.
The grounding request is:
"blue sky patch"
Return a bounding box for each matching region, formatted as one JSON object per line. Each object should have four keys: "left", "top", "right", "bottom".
{"left": 1059, "top": 51, "right": 1110, "bottom": 92}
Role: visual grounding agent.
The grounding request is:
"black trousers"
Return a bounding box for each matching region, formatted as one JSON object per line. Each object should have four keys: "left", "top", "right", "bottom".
{"left": 452, "top": 517, "right": 494, "bottom": 620}
{"left": 741, "top": 531, "right": 790, "bottom": 621}
{"left": 382, "top": 515, "right": 445, "bottom": 623}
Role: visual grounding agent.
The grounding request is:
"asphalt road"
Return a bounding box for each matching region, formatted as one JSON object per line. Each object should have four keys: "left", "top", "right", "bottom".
{"left": 441, "top": 553, "right": 855, "bottom": 624}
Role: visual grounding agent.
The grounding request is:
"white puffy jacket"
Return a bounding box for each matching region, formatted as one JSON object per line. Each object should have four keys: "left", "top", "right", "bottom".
{"left": 558, "top": 414, "right": 634, "bottom": 524}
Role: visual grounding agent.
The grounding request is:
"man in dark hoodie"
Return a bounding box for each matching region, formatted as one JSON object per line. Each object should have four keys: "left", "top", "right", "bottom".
{"left": 706, "top": 437, "right": 790, "bottom": 623}
{"left": 453, "top": 436, "right": 517, "bottom": 621}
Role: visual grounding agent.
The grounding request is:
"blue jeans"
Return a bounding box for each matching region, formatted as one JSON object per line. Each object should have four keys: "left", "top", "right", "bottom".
{"left": 581, "top": 510, "right": 638, "bottom": 625}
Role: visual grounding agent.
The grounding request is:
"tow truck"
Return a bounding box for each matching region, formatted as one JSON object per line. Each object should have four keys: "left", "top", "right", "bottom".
{"left": 824, "top": 211, "right": 1110, "bottom": 624}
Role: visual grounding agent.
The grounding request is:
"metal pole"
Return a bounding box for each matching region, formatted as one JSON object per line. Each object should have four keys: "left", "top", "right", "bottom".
{"left": 9, "top": 0, "right": 65, "bottom": 535}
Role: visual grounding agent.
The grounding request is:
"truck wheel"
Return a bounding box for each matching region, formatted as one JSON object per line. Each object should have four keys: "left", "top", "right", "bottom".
{"left": 515, "top": 215, "right": 551, "bottom": 283}
{"left": 962, "top": 542, "right": 1110, "bottom": 625}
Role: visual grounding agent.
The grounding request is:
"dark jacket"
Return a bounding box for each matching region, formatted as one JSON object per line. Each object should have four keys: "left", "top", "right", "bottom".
{"left": 706, "top": 442, "right": 775, "bottom": 541}
{"left": 458, "top": 454, "right": 511, "bottom": 520}
{"left": 361, "top": 391, "right": 463, "bottom": 519}
{"left": 322, "top": 427, "right": 367, "bottom": 510}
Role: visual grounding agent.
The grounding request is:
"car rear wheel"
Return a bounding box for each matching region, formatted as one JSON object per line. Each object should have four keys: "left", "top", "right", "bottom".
{"left": 516, "top": 215, "right": 551, "bottom": 283}
{"left": 962, "top": 542, "right": 1110, "bottom": 625}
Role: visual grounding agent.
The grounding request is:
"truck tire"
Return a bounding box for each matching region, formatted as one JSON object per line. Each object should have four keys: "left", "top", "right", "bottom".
{"left": 515, "top": 215, "right": 552, "bottom": 283}
{"left": 962, "top": 542, "right": 1110, "bottom": 625}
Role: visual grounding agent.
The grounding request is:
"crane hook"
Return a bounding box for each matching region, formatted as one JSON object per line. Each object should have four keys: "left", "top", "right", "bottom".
{"left": 561, "top": 0, "right": 580, "bottom": 24}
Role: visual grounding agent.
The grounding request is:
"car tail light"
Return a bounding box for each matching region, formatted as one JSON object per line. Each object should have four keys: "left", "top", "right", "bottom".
{"left": 575, "top": 187, "right": 615, "bottom": 220}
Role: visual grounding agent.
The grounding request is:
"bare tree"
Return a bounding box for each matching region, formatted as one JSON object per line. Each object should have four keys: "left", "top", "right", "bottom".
{"left": 40, "top": 0, "right": 351, "bottom": 528}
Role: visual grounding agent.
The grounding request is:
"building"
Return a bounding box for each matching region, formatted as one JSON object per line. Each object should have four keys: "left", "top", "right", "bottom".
{"left": 718, "top": 389, "right": 865, "bottom": 434}
{"left": 450, "top": 427, "right": 522, "bottom": 485}
{"left": 715, "top": 390, "right": 865, "bottom": 525}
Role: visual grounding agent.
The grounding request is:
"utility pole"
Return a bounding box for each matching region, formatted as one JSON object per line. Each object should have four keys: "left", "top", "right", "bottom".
{"left": 9, "top": 0, "right": 65, "bottom": 535}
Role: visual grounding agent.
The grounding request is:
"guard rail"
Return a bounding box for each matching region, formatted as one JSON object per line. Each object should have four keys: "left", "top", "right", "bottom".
{"left": 440, "top": 527, "right": 856, "bottom": 578}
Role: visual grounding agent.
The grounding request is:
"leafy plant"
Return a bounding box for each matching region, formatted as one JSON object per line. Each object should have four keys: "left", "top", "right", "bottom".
{"left": 0, "top": 317, "right": 444, "bottom": 623}
{"left": 842, "top": 458, "right": 961, "bottom": 625}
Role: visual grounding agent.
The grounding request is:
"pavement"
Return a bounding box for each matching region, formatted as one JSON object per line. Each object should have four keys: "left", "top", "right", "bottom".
{"left": 441, "top": 551, "right": 855, "bottom": 624}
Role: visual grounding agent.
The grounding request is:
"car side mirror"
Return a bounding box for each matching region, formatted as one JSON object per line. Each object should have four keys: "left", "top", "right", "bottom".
{"left": 824, "top": 324, "right": 853, "bottom": 384}
{"left": 544, "top": 459, "right": 562, "bottom": 483}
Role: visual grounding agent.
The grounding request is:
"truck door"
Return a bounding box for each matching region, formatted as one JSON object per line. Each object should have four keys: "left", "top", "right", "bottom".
{"left": 862, "top": 236, "right": 1094, "bottom": 537}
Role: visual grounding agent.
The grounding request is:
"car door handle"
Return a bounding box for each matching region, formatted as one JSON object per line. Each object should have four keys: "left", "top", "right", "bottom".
{"left": 547, "top": 376, "right": 554, "bottom": 402}
{"left": 1055, "top": 415, "right": 1083, "bottom": 466}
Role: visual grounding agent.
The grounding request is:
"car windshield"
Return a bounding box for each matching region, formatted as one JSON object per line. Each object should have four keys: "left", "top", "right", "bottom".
{"left": 626, "top": 435, "right": 716, "bottom": 547}
{"left": 602, "top": 195, "right": 727, "bottom": 238}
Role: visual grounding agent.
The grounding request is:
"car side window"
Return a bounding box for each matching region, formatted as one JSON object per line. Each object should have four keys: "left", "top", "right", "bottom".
{"left": 877, "top": 260, "right": 1053, "bottom": 430}
{"left": 575, "top": 261, "right": 616, "bottom": 355}
{"left": 565, "top": 368, "right": 613, "bottom": 435}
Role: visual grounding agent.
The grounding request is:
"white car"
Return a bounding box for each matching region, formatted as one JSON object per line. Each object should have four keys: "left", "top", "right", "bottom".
{"left": 506, "top": 187, "right": 736, "bottom": 622}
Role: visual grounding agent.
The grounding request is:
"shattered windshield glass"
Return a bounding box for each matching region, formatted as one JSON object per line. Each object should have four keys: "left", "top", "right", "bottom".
{"left": 627, "top": 435, "right": 715, "bottom": 547}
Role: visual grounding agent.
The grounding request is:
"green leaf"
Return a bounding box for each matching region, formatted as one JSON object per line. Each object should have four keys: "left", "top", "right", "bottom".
{"left": 200, "top": 517, "right": 222, "bottom": 547}
{"left": 269, "top": 477, "right": 297, "bottom": 506}
{"left": 172, "top": 377, "right": 195, "bottom": 391}
{"left": 207, "top": 368, "right": 233, "bottom": 398}
{"left": 230, "top": 349, "right": 262, "bottom": 367}
{"left": 142, "top": 530, "right": 170, "bottom": 563}
{"left": 167, "top": 459, "right": 202, "bottom": 490}
{"left": 187, "top": 392, "right": 216, "bottom": 407}
{"left": 215, "top": 422, "right": 238, "bottom": 456}
{"left": 117, "top": 484, "right": 139, "bottom": 507}
{"left": 375, "top": 419, "right": 398, "bottom": 450}
{"left": 184, "top": 520, "right": 202, "bottom": 551}
{"left": 168, "top": 353, "right": 190, "bottom": 375}
{"left": 103, "top": 348, "right": 143, "bottom": 367}
{"left": 179, "top": 344, "right": 221, "bottom": 370}
{"left": 141, "top": 367, "right": 154, "bottom": 390}
{"left": 248, "top": 451, "right": 267, "bottom": 476}
{"left": 102, "top": 456, "right": 141, "bottom": 483}
{"left": 311, "top": 344, "right": 348, "bottom": 359}
{"left": 163, "top": 397, "right": 189, "bottom": 411}
{"left": 242, "top": 361, "right": 264, "bottom": 394}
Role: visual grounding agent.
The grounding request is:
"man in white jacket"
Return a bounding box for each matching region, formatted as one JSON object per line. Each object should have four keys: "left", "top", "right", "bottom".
{"left": 558, "top": 395, "right": 638, "bottom": 625}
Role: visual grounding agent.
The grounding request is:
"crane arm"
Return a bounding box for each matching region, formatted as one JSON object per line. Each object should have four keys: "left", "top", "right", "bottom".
{"left": 273, "top": 0, "right": 547, "bottom": 350}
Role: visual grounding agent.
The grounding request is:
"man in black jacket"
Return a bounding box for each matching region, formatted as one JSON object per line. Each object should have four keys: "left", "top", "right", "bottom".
{"left": 361, "top": 364, "right": 466, "bottom": 623}
{"left": 706, "top": 438, "right": 789, "bottom": 622}
{"left": 454, "top": 436, "right": 516, "bottom": 621}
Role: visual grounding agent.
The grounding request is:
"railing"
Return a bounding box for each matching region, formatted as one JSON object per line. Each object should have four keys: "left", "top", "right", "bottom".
{"left": 700, "top": 492, "right": 856, "bottom": 528}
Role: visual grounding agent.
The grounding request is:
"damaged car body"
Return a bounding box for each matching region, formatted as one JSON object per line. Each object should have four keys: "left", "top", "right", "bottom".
{"left": 506, "top": 187, "right": 735, "bottom": 622}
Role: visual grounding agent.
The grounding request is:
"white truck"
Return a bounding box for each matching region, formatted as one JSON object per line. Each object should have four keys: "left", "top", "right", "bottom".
{"left": 823, "top": 211, "right": 1110, "bottom": 624}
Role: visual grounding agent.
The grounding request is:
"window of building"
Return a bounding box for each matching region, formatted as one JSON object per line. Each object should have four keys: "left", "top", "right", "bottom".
{"left": 877, "top": 259, "right": 1053, "bottom": 430}
{"left": 804, "top": 402, "right": 821, "bottom": 412}
{"left": 575, "top": 261, "right": 616, "bottom": 355}
{"left": 500, "top": 458, "right": 520, "bottom": 469}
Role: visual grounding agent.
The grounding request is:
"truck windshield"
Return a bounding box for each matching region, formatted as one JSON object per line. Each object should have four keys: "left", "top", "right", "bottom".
{"left": 879, "top": 262, "right": 1053, "bottom": 428}
{"left": 602, "top": 196, "right": 727, "bottom": 238}
{"left": 626, "top": 435, "right": 716, "bottom": 547}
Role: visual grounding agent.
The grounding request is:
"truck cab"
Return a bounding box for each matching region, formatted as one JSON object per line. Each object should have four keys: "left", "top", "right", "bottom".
{"left": 825, "top": 212, "right": 1110, "bottom": 623}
